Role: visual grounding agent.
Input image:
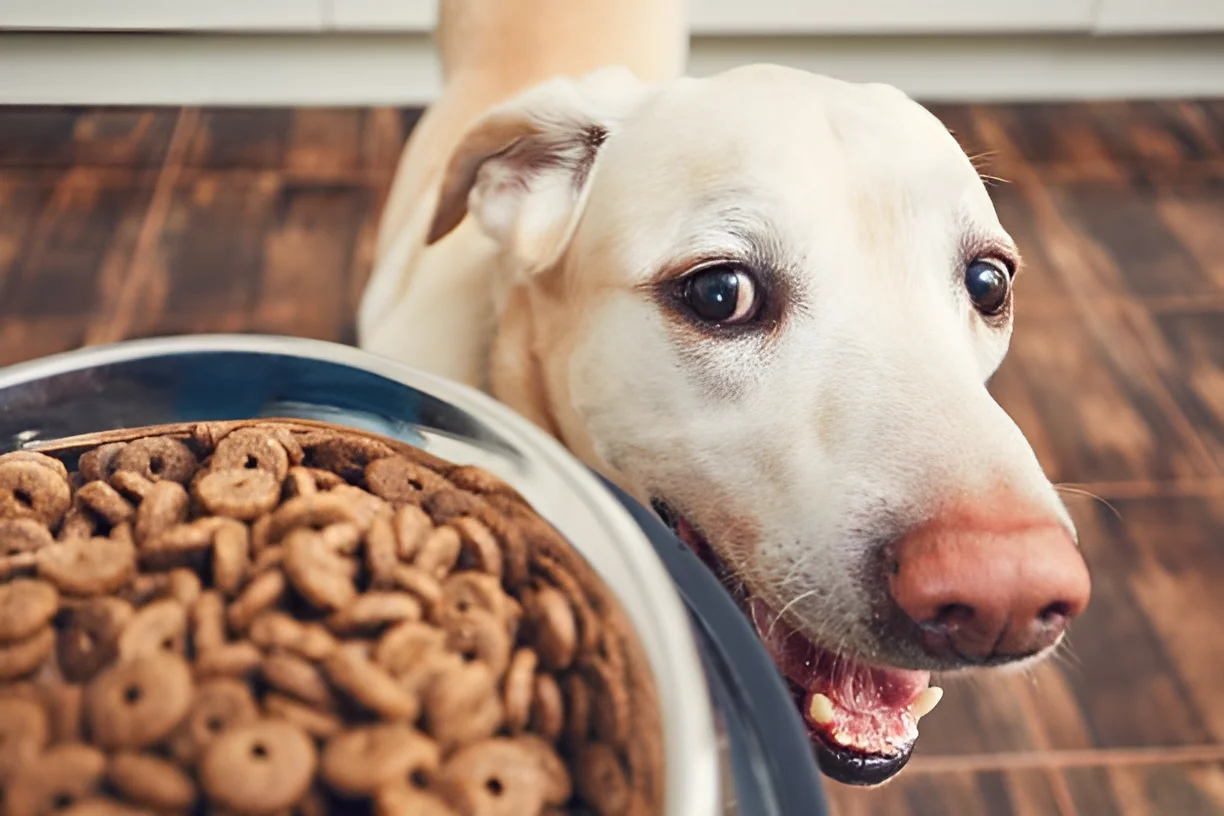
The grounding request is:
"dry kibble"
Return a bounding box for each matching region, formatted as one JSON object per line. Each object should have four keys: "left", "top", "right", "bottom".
{"left": 0, "top": 421, "right": 662, "bottom": 816}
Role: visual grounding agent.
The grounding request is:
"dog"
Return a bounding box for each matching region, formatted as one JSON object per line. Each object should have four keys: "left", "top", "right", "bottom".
{"left": 358, "top": 0, "right": 1092, "bottom": 787}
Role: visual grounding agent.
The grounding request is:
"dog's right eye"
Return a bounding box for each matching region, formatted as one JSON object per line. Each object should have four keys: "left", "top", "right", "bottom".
{"left": 680, "top": 265, "right": 761, "bottom": 325}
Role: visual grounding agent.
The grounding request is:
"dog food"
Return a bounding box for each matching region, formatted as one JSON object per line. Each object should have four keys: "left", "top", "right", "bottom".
{"left": 0, "top": 420, "right": 663, "bottom": 816}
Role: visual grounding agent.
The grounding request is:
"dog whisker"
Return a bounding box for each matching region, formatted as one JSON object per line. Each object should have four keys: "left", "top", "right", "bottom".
{"left": 1053, "top": 484, "right": 1123, "bottom": 523}
{"left": 766, "top": 589, "right": 820, "bottom": 639}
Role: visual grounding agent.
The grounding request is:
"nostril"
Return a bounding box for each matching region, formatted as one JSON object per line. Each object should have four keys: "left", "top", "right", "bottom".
{"left": 1038, "top": 601, "right": 1072, "bottom": 624}
{"left": 932, "top": 603, "right": 975, "bottom": 629}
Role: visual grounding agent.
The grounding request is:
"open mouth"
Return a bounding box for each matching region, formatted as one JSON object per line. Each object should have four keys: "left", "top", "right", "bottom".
{"left": 651, "top": 499, "right": 942, "bottom": 787}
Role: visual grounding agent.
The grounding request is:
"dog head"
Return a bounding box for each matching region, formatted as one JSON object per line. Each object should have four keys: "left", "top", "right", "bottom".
{"left": 427, "top": 64, "right": 1091, "bottom": 785}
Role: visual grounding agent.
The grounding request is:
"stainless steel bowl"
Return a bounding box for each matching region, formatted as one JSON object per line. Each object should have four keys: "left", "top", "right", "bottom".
{"left": 0, "top": 334, "right": 722, "bottom": 815}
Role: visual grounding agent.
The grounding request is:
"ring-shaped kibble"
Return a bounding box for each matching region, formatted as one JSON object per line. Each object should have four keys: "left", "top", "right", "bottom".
{"left": 0, "top": 460, "right": 71, "bottom": 528}
{"left": 533, "top": 553, "right": 601, "bottom": 656}
{"left": 422, "top": 489, "right": 488, "bottom": 526}
{"left": 530, "top": 673, "right": 565, "bottom": 744}
{"left": 0, "top": 517, "right": 55, "bottom": 555}
{"left": 168, "top": 678, "right": 259, "bottom": 765}
{"left": 199, "top": 719, "right": 317, "bottom": 816}
{"left": 320, "top": 723, "right": 441, "bottom": 797}
{"left": 85, "top": 652, "right": 195, "bottom": 751}
{"left": 438, "top": 737, "right": 566, "bottom": 816}
{"left": 413, "top": 526, "right": 461, "bottom": 581}
{"left": 38, "top": 536, "right": 136, "bottom": 596}
{"left": 226, "top": 569, "right": 286, "bottom": 633}
{"left": 503, "top": 648, "right": 539, "bottom": 733}
{"left": 575, "top": 742, "right": 632, "bottom": 816}
{"left": 422, "top": 660, "right": 503, "bottom": 751}
{"left": 78, "top": 442, "right": 127, "bottom": 483}
{"left": 57, "top": 597, "right": 133, "bottom": 683}
{"left": 283, "top": 529, "right": 358, "bottom": 612}
{"left": 324, "top": 591, "right": 423, "bottom": 636}
{"left": 259, "top": 653, "right": 337, "bottom": 710}
{"left": 2, "top": 742, "right": 107, "bottom": 816}
{"left": 390, "top": 565, "right": 444, "bottom": 619}
{"left": 0, "top": 696, "right": 49, "bottom": 780}
{"left": 440, "top": 571, "right": 511, "bottom": 628}
{"left": 584, "top": 657, "right": 632, "bottom": 750}
{"left": 196, "top": 468, "right": 281, "bottom": 521}
{"left": 449, "top": 516, "right": 503, "bottom": 578}
{"left": 523, "top": 582, "right": 578, "bottom": 671}
{"left": 268, "top": 493, "right": 361, "bottom": 545}
{"left": 322, "top": 644, "right": 420, "bottom": 721}
{"left": 211, "top": 428, "right": 291, "bottom": 484}
{"left": 373, "top": 620, "right": 449, "bottom": 680}
{"left": 444, "top": 465, "right": 522, "bottom": 500}
{"left": 0, "top": 451, "right": 69, "bottom": 483}
{"left": 262, "top": 692, "right": 343, "bottom": 740}
{"left": 111, "top": 436, "right": 197, "bottom": 485}
{"left": 364, "top": 455, "right": 448, "bottom": 504}
{"left": 0, "top": 578, "right": 59, "bottom": 643}
{"left": 116, "top": 598, "right": 188, "bottom": 662}
{"left": 444, "top": 608, "right": 512, "bottom": 678}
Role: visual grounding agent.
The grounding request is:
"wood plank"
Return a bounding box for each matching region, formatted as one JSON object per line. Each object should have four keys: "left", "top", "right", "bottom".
{"left": 0, "top": 167, "right": 156, "bottom": 320}
{"left": 0, "top": 106, "right": 177, "bottom": 168}
{"left": 1062, "top": 762, "right": 1224, "bottom": 816}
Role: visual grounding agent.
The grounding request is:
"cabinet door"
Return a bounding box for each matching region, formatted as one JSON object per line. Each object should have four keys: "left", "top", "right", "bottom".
{"left": 687, "top": 0, "right": 1095, "bottom": 34}
{"left": 0, "top": 0, "right": 324, "bottom": 30}
{"left": 1094, "top": 0, "right": 1224, "bottom": 33}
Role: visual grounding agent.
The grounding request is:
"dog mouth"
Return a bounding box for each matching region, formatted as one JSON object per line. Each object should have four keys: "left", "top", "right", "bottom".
{"left": 651, "top": 499, "right": 941, "bottom": 787}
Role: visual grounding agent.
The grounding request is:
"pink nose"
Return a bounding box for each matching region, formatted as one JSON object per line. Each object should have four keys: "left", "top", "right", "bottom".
{"left": 888, "top": 506, "right": 1091, "bottom": 662}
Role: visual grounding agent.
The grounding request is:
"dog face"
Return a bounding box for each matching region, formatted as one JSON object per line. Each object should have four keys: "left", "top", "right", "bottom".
{"left": 428, "top": 64, "right": 1091, "bottom": 785}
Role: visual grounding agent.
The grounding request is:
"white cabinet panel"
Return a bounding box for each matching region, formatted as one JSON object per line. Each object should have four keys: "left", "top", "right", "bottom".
{"left": 687, "top": 0, "right": 1095, "bottom": 34}
{"left": 327, "top": 0, "right": 433, "bottom": 30}
{"left": 0, "top": 0, "right": 325, "bottom": 31}
{"left": 1095, "top": 0, "right": 1224, "bottom": 33}
{"left": 323, "top": 0, "right": 1096, "bottom": 34}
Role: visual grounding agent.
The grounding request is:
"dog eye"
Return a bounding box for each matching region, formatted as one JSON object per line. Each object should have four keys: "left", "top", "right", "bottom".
{"left": 964, "top": 258, "right": 1010, "bottom": 316}
{"left": 680, "top": 265, "right": 760, "bottom": 325}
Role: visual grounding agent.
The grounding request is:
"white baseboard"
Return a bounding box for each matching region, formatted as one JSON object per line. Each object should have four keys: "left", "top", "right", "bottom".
{"left": 1, "top": 31, "right": 1223, "bottom": 106}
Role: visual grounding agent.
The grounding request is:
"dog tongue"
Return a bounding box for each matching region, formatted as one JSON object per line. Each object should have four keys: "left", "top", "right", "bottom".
{"left": 749, "top": 599, "right": 933, "bottom": 755}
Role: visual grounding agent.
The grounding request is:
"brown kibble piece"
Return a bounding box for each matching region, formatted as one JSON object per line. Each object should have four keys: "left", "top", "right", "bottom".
{"left": 321, "top": 723, "right": 440, "bottom": 796}
{"left": 107, "top": 752, "right": 197, "bottom": 811}
{"left": 504, "top": 648, "right": 538, "bottom": 733}
{"left": 324, "top": 643, "right": 420, "bottom": 721}
{"left": 58, "top": 597, "right": 133, "bottom": 683}
{"left": 3, "top": 742, "right": 106, "bottom": 816}
{"left": 445, "top": 465, "right": 520, "bottom": 500}
{"left": 375, "top": 785, "right": 458, "bottom": 816}
{"left": 0, "top": 460, "right": 72, "bottom": 527}
{"left": 134, "top": 480, "right": 189, "bottom": 544}
{"left": 260, "top": 653, "right": 336, "bottom": 709}
{"left": 117, "top": 598, "right": 187, "bottom": 661}
{"left": 212, "top": 520, "right": 250, "bottom": 596}
{"left": 449, "top": 516, "right": 503, "bottom": 578}
{"left": 78, "top": 443, "right": 126, "bottom": 483}
{"left": 575, "top": 743, "right": 631, "bottom": 816}
{"left": 194, "top": 642, "right": 263, "bottom": 679}
{"left": 107, "top": 469, "right": 153, "bottom": 502}
{"left": 414, "top": 526, "right": 461, "bottom": 580}
{"left": 585, "top": 657, "right": 631, "bottom": 749}
{"left": 365, "top": 513, "right": 399, "bottom": 589}
{"left": 523, "top": 583, "right": 578, "bottom": 671}
{"left": 0, "top": 578, "right": 58, "bottom": 643}
{"left": 191, "top": 590, "right": 226, "bottom": 653}
{"left": 169, "top": 567, "right": 202, "bottom": 607}
{"left": 211, "top": 428, "right": 291, "bottom": 482}
{"left": 0, "top": 451, "right": 69, "bottom": 482}
{"left": 75, "top": 481, "right": 135, "bottom": 526}
{"left": 247, "top": 611, "right": 336, "bottom": 661}
{"left": 196, "top": 467, "right": 281, "bottom": 521}
{"left": 0, "top": 627, "right": 55, "bottom": 681}
{"left": 308, "top": 434, "right": 393, "bottom": 483}
{"left": 168, "top": 678, "right": 259, "bottom": 764}
{"left": 262, "top": 692, "right": 343, "bottom": 739}
{"left": 423, "top": 661, "right": 502, "bottom": 750}
{"left": 283, "top": 528, "right": 357, "bottom": 612}
{"left": 112, "top": 436, "right": 197, "bottom": 484}
{"left": 563, "top": 673, "right": 592, "bottom": 749}
{"left": 44, "top": 682, "right": 85, "bottom": 744}
{"left": 0, "top": 517, "right": 55, "bottom": 555}
{"left": 438, "top": 737, "right": 569, "bottom": 816}
{"left": 269, "top": 493, "right": 361, "bottom": 545}
{"left": 374, "top": 620, "right": 450, "bottom": 685}
{"left": 390, "top": 565, "right": 444, "bottom": 620}
{"left": 392, "top": 504, "right": 433, "bottom": 560}
{"left": 199, "top": 719, "right": 316, "bottom": 816}
{"left": 445, "top": 608, "right": 512, "bottom": 678}
{"left": 530, "top": 673, "right": 565, "bottom": 743}
{"left": 441, "top": 572, "right": 512, "bottom": 629}
{"left": 0, "top": 696, "right": 49, "bottom": 781}
{"left": 325, "top": 592, "right": 423, "bottom": 635}
{"left": 364, "top": 456, "right": 445, "bottom": 504}
{"left": 86, "top": 652, "right": 194, "bottom": 750}
{"left": 38, "top": 536, "right": 136, "bottom": 596}
{"left": 226, "top": 569, "right": 285, "bottom": 632}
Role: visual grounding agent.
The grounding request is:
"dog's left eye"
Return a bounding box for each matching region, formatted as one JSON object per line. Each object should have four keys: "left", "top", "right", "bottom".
{"left": 965, "top": 258, "right": 1011, "bottom": 316}
{"left": 680, "top": 265, "right": 760, "bottom": 325}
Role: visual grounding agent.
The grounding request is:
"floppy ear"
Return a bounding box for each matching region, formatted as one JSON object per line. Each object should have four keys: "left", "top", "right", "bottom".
{"left": 426, "top": 66, "right": 647, "bottom": 273}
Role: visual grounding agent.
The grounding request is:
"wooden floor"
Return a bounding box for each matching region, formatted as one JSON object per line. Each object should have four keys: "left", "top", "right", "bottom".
{"left": 2, "top": 101, "right": 1224, "bottom": 815}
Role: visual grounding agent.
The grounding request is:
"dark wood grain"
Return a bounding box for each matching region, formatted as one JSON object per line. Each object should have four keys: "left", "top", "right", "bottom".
{"left": 1, "top": 99, "right": 1223, "bottom": 816}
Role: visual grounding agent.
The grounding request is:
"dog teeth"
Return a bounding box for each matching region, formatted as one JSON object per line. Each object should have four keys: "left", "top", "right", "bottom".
{"left": 910, "top": 686, "right": 944, "bottom": 720}
{"left": 808, "top": 693, "right": 835, "bottom": 725}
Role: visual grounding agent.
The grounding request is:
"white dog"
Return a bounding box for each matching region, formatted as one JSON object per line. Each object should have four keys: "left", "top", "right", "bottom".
{"left": 359, "top": 0, "right": 1091, "bottom": 787}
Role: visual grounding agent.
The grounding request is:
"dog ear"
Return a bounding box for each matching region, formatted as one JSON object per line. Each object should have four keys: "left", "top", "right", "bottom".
{"left": 426, "top": 66, "right": 646, "bottom": 273}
